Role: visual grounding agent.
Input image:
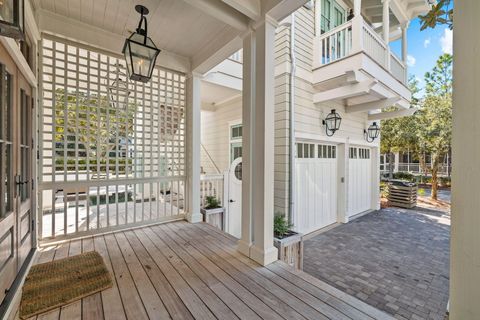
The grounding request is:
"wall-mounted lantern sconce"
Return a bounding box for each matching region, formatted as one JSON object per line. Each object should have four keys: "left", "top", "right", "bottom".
{"left": 322, "top": 109, "right": 342, "bottom": 136}
{"left": 0, "top": 0, "right": 24, "bottom": 40}
{"left": 364, "top": 122, "right": 380, "bottom": 142}
{"left": 123, "top": 5, "right": 160, "bottom": 83}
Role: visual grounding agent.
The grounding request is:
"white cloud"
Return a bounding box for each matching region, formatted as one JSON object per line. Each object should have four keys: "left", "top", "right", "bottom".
{"left": 424, "top": 38, "right": 431, "bottom": 48}
{"left": 407, "top": 55, "right": 416, "bottom": 67}
{"left": 440, "top": 28, "right": 453, "bottom": 54}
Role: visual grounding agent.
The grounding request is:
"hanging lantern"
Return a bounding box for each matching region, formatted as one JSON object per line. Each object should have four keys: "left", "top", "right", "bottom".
{"left": 0, "top": 0, "right": 24, "bottom": 40}
{"left": 364, "top": 122, "right": 380, "bottom": 142}
{"left": 322, "top": 109, "right": 342, "bottom": 136}
{"left": 122, "top": 5, "right": 160, "bottom": 83}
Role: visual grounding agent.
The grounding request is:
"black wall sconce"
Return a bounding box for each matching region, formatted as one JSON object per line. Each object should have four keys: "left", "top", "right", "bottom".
{"left": 364, "top": 122, "right": 380, "bottom": 142}
{"left": 322, "top": 109, "right": 342, "bottom": 136}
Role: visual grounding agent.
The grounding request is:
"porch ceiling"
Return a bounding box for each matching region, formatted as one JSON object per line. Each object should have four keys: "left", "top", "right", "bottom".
{"left": 32, "top": 0, "right": 307, "bottom": 74}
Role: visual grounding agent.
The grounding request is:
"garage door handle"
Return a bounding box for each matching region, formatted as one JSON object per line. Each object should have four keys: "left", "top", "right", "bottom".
{"left": 229, "top": 199, "right": 235, "bottom": 203}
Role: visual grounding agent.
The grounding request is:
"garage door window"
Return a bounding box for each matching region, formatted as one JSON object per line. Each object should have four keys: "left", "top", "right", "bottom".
{"left": 296, "top": 143, "right": 316, "bottom": 158}
{"left": 350, "top": 147, "right": 370, "bottom": 159}
{"left": 318, "top": 144, "right": 336, "bottom": 158}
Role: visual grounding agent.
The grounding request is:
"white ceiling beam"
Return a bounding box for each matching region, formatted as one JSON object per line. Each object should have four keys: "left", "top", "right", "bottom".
{"left": 192, "top": 30, "right": 243, "bottom": 74}
{"left": 181, "top": 0, "right": 249, "bottom": 31}
{"left": 38, "top": 9, "right": 190, "bottom": 73}
{"left": 222, "top": 0, "right": 261, "bottom": 21}
{"left": 368, "top": 107, "right": 417, "bottom": 121}
{"left": 267, "top": 0, "right": 308, "bottom": 22}
{"left": 313, "top": 79, "right": 377, "bottom": 104}
{"left": 346, "top": 97, "right": 400, "bottom": 113}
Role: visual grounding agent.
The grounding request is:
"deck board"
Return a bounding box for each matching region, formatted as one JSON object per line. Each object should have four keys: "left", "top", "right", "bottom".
{"left": 16, "top": 221, "right": 395, "bottom": 320}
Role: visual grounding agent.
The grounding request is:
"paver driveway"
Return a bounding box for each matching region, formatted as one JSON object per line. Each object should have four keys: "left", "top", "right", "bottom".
{"left": 303, "top": 208, "right": 450, "bottom": 320}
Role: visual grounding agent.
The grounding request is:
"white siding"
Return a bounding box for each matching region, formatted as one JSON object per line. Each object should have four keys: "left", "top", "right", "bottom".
{"left": 200, "top": 100, "right": 242, "bottom": 174}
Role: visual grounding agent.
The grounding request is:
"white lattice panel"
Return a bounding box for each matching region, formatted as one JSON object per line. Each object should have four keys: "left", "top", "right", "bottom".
{"left": 39, "top": 36, "right": 186, "bottom": 241}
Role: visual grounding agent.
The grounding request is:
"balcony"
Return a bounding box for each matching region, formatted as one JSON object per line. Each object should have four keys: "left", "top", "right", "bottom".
{"left": 312, "top": 17, "right": 412, "bottom": 117}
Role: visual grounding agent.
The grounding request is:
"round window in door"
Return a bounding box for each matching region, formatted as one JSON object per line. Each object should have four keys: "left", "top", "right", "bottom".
{"left": 234, "top": 162, "right": 242, "bottom": 181}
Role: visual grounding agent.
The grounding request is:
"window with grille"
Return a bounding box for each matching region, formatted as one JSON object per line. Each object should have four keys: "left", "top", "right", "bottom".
{"left": 39, "top": 37, "right": 186, "bottom": 240}
{"left": 296, "top": 143, "right": 315, "bottom": 158}
{"left": 318, "top": 144, "right": 336, "bottom": 159}
{"left": 350, "top": 147, "right": 370, "bottom": 159}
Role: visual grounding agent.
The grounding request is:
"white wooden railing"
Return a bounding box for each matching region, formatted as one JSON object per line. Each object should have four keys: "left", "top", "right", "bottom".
{"left": 316, "top": 20, "right": 353, "bottom": 65}
{"left": 314, "top": 16, "right": 407, "bottom": 84}
{"left": 361, "top": 20, "right": 388, "bottom": 68}
{"left": 390, "top": 52, "right": 407, "bottom": 84}
{"left": 200, "top": 174, "right": 225, "bottom": 208}
{"left": 381, "top": 163, "right": 450, "bottom": 176}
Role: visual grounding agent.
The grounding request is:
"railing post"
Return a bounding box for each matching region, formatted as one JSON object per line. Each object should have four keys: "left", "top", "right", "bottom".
{"left": 351, "top": 16, "right": 364, "bottom": 53}
{"left": 382, "top": 0, "right": 391, "bottom": 70}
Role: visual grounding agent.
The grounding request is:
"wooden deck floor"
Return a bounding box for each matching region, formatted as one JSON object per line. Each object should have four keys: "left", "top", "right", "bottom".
{"left": 17, "top": 222, "right": 394, "bottom": 320}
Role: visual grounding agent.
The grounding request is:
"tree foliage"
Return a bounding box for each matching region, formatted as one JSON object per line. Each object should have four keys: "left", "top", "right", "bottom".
{"left": 54, "top": 89, "right": 136, "bottom": 174}
{"left": 380, "top": 55, "right": 452, "bottom": 200}
{"left": 419, "top": 0, "right": 453, "bottom": 31}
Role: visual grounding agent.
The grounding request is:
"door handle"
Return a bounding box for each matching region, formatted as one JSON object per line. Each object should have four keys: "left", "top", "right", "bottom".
{"left": 229, "top": 199, "right": 235, "bottom": 203}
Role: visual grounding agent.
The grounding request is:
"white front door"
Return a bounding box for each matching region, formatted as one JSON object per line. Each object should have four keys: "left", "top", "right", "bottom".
{"left": 295, "top": 143, "right": 338, "bottom": 234}
{"left": 226, "top": 157, "right": 242, "bottom": 238}
{"left": 348, "top": 147, "right": 372, "bottom": 217}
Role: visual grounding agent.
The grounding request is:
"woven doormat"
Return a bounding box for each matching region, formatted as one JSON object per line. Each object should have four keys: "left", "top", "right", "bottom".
{"left": 20, "top": 251, "right": 113, "bottom": 319}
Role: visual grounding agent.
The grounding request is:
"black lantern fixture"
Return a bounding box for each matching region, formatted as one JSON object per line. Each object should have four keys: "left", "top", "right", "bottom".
{"left": 122, "top": 5, "right": 160, "bottom": 83}
{"left": 322, "top": 109, "right": 342, "bottom": 136}
{"left": 0, "top": 0, "right": 24, "bottom": 40}
{"left": 364, "top": 122, "right": 380, "bottom": 142}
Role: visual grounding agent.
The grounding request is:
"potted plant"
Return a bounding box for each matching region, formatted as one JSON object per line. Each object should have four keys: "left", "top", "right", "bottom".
{"left": 273, "top": 214, "right": 303, "bottom": 269}
{"left": 201, "top": 196, "right": 224, "bottom": 230}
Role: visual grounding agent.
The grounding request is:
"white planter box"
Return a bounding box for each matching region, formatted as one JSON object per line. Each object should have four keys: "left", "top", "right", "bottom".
{"left": 201, "top": 207, "right": 224, "bottom": 230}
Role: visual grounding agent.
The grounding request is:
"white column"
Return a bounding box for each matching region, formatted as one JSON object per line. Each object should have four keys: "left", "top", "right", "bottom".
{"left": 185, "top": 73, "right": 202, "bottom": 223}
{"left": 451, "top": 1, "right": 480, "bottom": 318}
{"left": 394, "top": 152, "right": 399, "bottom": 172}
{"left": 238, "top": 15, "right": 278, "bottom": 266}
{"left": 401, "top": 22, "right": 409, "bottom": 64}
{"left": 382, "top": 0, "right": 390, "bottom": 44}
{"left": 354, "top": 0, "right": 362, "bottom": 17}
{"left": 238, "top": 31, "right": 254, "bottom": 256}
{"left": 382, "top": 0, "right": 391, "bottom": 70}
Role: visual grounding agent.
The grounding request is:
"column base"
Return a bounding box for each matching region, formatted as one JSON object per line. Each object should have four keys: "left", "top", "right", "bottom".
{"left": 186, "top": 212, "right": 203, "bottom": 223}
{"left": 250, "top": 245, "right": 278, "bottom": 266}
{"left": 237, "top": 239, "right": 252, "bottom": 256}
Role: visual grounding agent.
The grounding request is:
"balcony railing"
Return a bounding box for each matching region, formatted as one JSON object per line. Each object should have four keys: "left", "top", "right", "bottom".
{"left": 314, "top": 16, "right": 407, "bottom": 85}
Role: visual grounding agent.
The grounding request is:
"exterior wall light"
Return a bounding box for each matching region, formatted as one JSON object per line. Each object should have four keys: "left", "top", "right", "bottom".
{"left": 123, "top": 5, "right": 160, "bottom": 83}
{"left": 322, "top": 109, "right": 342, "bottom": 136}
{"left": 0, "top": 0, "right": 24, "bottom": 40}
{"left": 364, "top": 122, "right": 380, "bottom": 142}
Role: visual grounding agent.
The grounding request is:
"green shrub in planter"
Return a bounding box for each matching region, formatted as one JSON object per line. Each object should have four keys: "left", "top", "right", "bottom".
{"left": 274, "top": 214, "right": 292, "bottom": 238}
{"left": 204, "top": 196, "right": 221, "bottom": 209}
{"left": 393, "top": 172, "right": 415, "bottom": 182}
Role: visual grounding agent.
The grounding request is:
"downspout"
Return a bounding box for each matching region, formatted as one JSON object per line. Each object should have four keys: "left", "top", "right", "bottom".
{"left": 288, "top": 14, "right": 296, "bottom": 225}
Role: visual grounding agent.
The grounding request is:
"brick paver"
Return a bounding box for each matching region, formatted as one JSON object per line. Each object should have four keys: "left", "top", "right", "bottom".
{"left": 303, "top": 208, "right": 449, "bottom": 320}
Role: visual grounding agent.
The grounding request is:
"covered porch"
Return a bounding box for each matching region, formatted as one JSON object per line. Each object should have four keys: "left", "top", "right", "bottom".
{"left": 13, "top": 221, "right": 393, "bottom": 320}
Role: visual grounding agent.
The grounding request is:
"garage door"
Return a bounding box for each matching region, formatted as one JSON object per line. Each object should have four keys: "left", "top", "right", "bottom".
{"left": 295, "top": 143, "right": 337, "bottom": 234}
{"left": 348, "top": 147, "right": 372, "bottom": 217}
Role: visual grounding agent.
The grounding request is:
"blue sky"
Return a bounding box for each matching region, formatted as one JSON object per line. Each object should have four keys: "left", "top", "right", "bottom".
{"left": 389, "top": 18, "right": 452, "bottom": 96}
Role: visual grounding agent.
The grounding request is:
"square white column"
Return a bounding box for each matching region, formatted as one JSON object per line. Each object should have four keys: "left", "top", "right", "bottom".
{"left": 238, "top": 30, "right": 255, "bottom": 256}
{"left": 238, "top": 16, "right": 278, "bottom": 266}
{"left": 185, "top": 73, "right": 202, "bottom": 223}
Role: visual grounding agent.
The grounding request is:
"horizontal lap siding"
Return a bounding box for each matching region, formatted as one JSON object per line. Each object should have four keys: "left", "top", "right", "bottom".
{"left": 274, "top": 26, "right": 291, "bottom": 215}
{"left": 200, "top": 100, "right": 242, "bottom": 174}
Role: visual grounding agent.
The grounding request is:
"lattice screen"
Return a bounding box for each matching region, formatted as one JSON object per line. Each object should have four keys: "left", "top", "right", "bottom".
{"left": 39, "top": 37, "right": 186, "bottom": 241}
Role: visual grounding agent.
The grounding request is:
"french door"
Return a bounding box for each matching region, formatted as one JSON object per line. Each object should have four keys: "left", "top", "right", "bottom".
{"left": 0, "top": 54, "right": 34, "bottom": 304}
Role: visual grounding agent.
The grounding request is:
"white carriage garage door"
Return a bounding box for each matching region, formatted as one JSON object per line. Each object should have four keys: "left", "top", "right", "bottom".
{"left": 348, "top": 147, "right": 372, "bottom": 217}
{"left": 295, "top": 143, "right": 337, "bottom": 234}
